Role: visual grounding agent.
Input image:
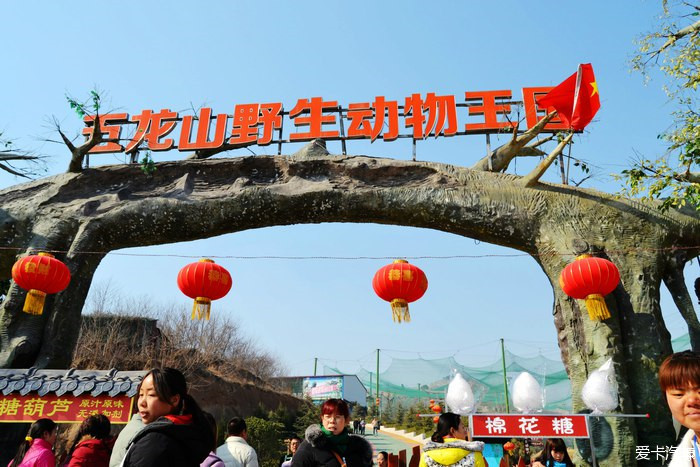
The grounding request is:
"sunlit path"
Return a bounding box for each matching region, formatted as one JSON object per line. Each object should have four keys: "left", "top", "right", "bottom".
{"left": 366, "top": 430, "right": 421, "bottom": 459}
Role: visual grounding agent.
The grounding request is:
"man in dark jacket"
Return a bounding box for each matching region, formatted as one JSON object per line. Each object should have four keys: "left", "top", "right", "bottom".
{"left": 122, "top": 415, "right": 211, "bottom": 466}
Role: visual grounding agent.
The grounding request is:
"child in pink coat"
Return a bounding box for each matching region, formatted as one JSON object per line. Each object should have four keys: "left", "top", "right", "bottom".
{"left": 8, "top": 418, "right": 57, "bottom": 467}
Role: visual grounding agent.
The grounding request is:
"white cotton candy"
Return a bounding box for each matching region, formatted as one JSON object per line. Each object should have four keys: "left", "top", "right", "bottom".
{"left": 582, "top": 358, "right": 619, "bottom": 415}
{"left": 511, "top": 372, "right": 544, "bottom": 413}
{"left": 445, "top": 372, "right": 475, "bottom": 415}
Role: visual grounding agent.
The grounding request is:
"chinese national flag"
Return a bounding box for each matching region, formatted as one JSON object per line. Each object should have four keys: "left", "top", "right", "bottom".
{"left": 536, "top": 63, "right": 600, "bottom": 131}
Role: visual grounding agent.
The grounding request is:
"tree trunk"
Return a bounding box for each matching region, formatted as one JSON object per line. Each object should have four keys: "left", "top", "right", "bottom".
{"left": 1, "top": 155, "right": 698, "bottom": 465}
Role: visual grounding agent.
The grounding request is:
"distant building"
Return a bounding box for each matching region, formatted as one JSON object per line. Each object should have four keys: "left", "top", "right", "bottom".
{"left": 273, "top": 375, "right": 367, "bottom": 406}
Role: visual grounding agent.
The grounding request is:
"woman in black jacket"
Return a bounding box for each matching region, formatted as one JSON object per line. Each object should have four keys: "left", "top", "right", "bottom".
{"left": 291, "top": 399, "right": 372, "bottom": 467}
{"left": 122, "top": 367, "right": 213, "bottom": 467}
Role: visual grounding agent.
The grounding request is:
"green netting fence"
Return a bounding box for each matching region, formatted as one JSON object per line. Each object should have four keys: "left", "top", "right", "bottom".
{"left": 323, "top": 333, "right": 692, "bottom": 412}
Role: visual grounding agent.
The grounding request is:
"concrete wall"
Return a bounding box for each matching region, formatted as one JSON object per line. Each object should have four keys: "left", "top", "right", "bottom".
{"left": 342, "top": 375, "right": 368, "bottom": 406}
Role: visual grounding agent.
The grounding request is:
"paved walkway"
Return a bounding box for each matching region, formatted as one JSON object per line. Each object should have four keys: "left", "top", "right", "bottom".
{"left": 365, "top": 430, "right": 421, "bottom": 458}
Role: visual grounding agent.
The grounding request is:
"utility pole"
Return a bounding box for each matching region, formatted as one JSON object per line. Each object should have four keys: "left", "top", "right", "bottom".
{"left": 500, "top": 338, "right": 510, "bottom": 413}
{"left": 314, "top": 357, "right": 318, "bottom": 376}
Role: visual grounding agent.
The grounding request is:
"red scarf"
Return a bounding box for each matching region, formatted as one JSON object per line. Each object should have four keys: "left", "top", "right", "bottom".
{"left": 164, "top": 414, "right": 193, "bottom": 425}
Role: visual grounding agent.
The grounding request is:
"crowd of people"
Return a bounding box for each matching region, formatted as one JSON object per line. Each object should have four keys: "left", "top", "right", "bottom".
{"left": 10, "top": 350, "right": 700, "bottom": 466}
{"left": 6, "top": 369, "right": 376, "bottom": 467}
{"left": 8, "top": 368, "right": 235, "bottom": 467}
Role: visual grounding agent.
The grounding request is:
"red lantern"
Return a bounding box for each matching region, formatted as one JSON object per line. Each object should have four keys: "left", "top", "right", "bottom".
{"left": 372, "top": 260, "right": 428, "bottom": 323}
{"left": 431, "top": 404, "right": 442, "bottom": 414}
{"left": 559, "top": 254, "right": 620, "bottom": 321}
{"left": 429, "top": 399, "right": 435, "bottom": 405}
{"left": 11, "top": 252, "right": 70, "bottom": 315}
{"left": 177, "top": 259, "right": 232, "bottom": 320}
{"left": 503, "top": 441, "right": 515, "bottom": 452}
{"left": 433, "top": 416, "right": 439, "bottom": 423}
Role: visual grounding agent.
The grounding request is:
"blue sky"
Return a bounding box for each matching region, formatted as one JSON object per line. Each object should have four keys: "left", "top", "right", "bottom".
{"left": 0, "top": 1, "right": 692, "bottom": 378}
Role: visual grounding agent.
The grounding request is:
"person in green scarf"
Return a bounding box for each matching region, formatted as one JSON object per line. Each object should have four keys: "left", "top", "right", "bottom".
{"left": 292, "top": 399, "right": 372, "bottom": 467}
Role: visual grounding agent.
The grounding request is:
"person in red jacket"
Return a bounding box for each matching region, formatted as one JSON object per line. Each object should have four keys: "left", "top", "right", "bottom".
{"left": 65, "top": 414, "right": 114, "bottom": 467}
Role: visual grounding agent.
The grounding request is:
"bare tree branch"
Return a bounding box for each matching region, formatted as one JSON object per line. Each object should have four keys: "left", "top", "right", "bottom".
{"left": 651, "top": 19, "right": 700, "bottom": 61}
{"left": 471, "top": 112, "right": 557, "bottom": 172}
{"left": 676, "top": 171, "right": 700, "bottom": 184}
{"left": 516, "top": 146, "right": 547, "bottom": 157}
{"left": 521, "top": 132, "right": 574, "bottom": 187}
{"left": 530, "top": 134, "right": 557, "bottom": 149}
{"left": 56, "top": 126, "right": 76, "bottom": 153}
{"left": 63, "top": 114, "right": 104, "bottom": 173}
{"left": 188, "top": 141, "right": 252, "bottom": 160}
{"left": 0, "top": 153, "right": 41, "bottom": 162}
{"left": 635, "top": 159, "right": 700, "bottom": 184}
{"left": 0, "top": 134, "right": 47, "bottom": 178}
{"left": 663, "top": 254, "right": 700, "bottom": 350}
{"left": 0, "top": 162, "right": 31, "bottom": 178}
{"left": 573, "top": 174, "right": 594, "bottom": 187}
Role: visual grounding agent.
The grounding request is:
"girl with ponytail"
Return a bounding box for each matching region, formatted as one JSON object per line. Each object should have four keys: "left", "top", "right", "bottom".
{"left": 9, "top": 418, "right": 57, "bottom": 467}
{"left": 122, "top": 367, "right": 213, "bottom": 467}
{"left": 419, "top": 412, "right": 486, "bottom": 467}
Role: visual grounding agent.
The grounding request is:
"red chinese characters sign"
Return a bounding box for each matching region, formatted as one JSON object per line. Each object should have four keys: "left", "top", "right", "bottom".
{"left": 82, "top": 88, "right": 566, "bottom": 154}
{"left": 471, "top": 414, "right": 589, "bottom": 438}
{"left": 0, "top": 393, "right": 132, "bottom": 424}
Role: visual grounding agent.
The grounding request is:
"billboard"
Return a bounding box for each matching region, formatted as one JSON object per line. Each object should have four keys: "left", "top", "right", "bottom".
{"left": 302, "top": 376, "right": 343, "bottom": 401}
{"left": 0, "top": 393, "right": 133, "bottom": 424}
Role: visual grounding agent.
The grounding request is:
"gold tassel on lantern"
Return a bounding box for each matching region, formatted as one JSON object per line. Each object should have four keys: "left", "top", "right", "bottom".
{"left": 390, "top": 299, "right": 410, "bottom": 323}
{"left": 585, "top": 294, "right": 611, "bottom": 321}
{"left": 191, "top": 297, "right": 212, "bottom": 320}
{"left": 23, "top": 289, "right": 46, "bottom": 315}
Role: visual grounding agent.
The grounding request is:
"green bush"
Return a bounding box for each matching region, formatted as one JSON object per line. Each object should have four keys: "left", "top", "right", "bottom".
{"left": 246, "top": 416, "right": 286, "bottom": 467}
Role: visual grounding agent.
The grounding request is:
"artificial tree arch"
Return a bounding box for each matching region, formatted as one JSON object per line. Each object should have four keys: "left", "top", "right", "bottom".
{"left": 0, "top": 139, "right": 699, "bottom": 464}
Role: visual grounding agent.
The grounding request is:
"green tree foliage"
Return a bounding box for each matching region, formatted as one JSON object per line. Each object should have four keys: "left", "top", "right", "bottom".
{"left": 382, "top": 397, "right": 397, "bottom": 425}
{"left": 378, "top": 400, "right": 437, "bottom": 438}
{"left": 66, "top": 90, "right": 101, "bottom": 119}
{"left": 266, "top": 403, "right": 300, "bottom": 439}
{"left": 395, "top": 402, "right": 406, "bottom": 427}
{"left": 292, "top": 400, "right": 320, "bottom": 437}
{"left": 619, "top": 1, "right": 700, "bottom": 209}
{"left": 246, "top": 416, "right": 286, "bottom": 467}
{"left": 140, "top": 151, "right": 156, "bottom": 176}
{"left": 409, "top": 404, "right": 437, "bottom": 437}
{"left": 366, "top": 400, "right": 378, "bottom": 419}
{"left": 347, "top": 401, "right": 367, "bottom": 420}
